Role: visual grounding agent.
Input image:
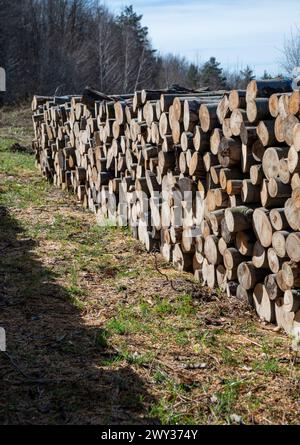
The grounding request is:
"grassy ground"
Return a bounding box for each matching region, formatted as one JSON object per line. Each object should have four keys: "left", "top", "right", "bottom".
{"left": 0, "top": 107, "right": 300, "bottom": 425}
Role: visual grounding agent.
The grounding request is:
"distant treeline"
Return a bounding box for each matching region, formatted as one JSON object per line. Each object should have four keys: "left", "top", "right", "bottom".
{"left": 0, "top": 1, "right": 280, "bottom": 103}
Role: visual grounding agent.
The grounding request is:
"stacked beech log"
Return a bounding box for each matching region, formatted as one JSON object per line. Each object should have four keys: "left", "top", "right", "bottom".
{"left": 32, "top": 79, "right": 300, "bottom": 336}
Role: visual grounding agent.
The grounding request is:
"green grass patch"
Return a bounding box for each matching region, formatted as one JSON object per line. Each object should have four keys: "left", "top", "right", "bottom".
{"left": 214, "top": 379, "right": 244, "bottom": 419}
{"left": 252, "top": 357, "right": 280, "bottom": 374}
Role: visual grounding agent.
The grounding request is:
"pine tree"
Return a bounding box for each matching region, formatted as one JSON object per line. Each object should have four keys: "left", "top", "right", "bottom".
{"left": 199, "top": 57, "right": 227, "bottom": 90}
{"left": 240, "top": 65, "right": 255, "bottom": 87}
{"left": 187, "top": 63, "right": 200, "bottom": 89}
{"left": 116, "top": 5, "right": 157, "bottom": 91}
{"left": 262, "top": 70, "right": 272, "bottom": 79}
{"left": 117, "top": 5, "right": 149, "bottom": 45}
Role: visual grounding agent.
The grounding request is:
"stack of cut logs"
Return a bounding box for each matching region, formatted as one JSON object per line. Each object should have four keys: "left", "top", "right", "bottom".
{"left": 32, "top": 79, "right": 300, "bottom": 336}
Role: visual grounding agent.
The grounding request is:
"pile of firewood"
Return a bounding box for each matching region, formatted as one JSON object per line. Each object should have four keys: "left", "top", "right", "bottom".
{"left": 32, "top": 79, "right": 300, "bottom": 336}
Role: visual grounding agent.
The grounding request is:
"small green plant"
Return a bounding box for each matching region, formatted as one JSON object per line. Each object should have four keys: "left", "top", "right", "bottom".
{"left": 95, "top": 329, "right": 110, "bottom": 348}
{"left": 196, "top": 330, "right": 218, "bottom": 347}
{"left": 139, "top": 301, "right": 151, "bottom": 318}
{"left": 153, "top": 370, "right": 167, "bottom": 384}
{"left": 214, "top": 379, "right": 243, "bottom": 417}
{"left": 175, "top": 294, "right": 196, "bottom": 316}
{"left": 149, "top": 400, "right": 183, "bottom": 425}
{"left": 253, "top": 357, "right": 279, "bottom": 374}
{"left": 106, "top": 318, "right": 128, "bottom": 335}
{"left": 67, "top": 293, "right": 85, "bottom": 311}
{"left": 99, "top": 355, "right": 124, "bottom": 366}
{"left": 221, "top": 346, "right": 239, "bottom": 366}
{"left": 174, "top": 331, "right": 189, "bottom": 346}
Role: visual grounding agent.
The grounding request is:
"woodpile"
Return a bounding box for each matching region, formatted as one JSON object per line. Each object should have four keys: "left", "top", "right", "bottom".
{"left": 32, "top": 78, "right": 300, "bottom": 336}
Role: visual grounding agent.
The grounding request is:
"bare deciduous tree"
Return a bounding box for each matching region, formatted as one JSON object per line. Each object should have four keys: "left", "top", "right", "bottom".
{"left": 282, "top": 27, "right": 300, "bottom": 73}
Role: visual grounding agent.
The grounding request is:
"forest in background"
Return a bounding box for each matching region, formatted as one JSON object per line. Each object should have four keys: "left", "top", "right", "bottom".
{"left": 0, "top": 0, "right": 295, "bottom": 102}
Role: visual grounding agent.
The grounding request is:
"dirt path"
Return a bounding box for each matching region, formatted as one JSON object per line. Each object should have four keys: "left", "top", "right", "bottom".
{"left": 0, "top": 109, "right": 300, "bottom": 425}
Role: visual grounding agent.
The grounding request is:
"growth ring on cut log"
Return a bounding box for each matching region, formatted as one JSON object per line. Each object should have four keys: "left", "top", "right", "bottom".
{"left": 253, "top": 208, "right": 273, "bottom": 248}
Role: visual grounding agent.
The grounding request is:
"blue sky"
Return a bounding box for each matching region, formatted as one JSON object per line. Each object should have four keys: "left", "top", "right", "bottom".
{"left": 105, "top": 0, "right": 300, "bottom": 76}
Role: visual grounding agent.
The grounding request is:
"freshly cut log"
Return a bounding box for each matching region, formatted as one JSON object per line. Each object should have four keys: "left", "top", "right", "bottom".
{"left": 193, "top": 126, "right": 211, "bottom": 152}
{"left": 253, "top": 283, "right": 276, "bottom": 323}
{"left": 275, "top": 299, "right": 295, "bottom": 334}
{"left": 269, "top": 208, "right": 289, "bottom": 231}
{"left": 246, "top": 79, "right": 293, "bottom": 102}
{"left": 210, "top": 128, "right": 223, "bottom": 155}
{"left": 230, "top": 109, "right": 248, "bottom": 136}
{"left": 293, "top": 123, "right": 300, "bottom": 151}
{"left": 208, "top": 208, "right": 226, "bottom": 233}
{"left": 247, "top": 98, "right": 270, "bottom": 123}
{"left": 193, "top": 255, "right": 203, "bottom": 282}
{"left": 241, "top": 180, "right": 260, "bottom": 203}
{"left": 286, "top": 232, "right": 300, "bottom": 262}
{"left": 283, "top": 115, "right": 299, "bottom": 145}
{"left": 250, "top": 164, "right": 264, "bottom": 186}
{"left": 278, "top": 93, "right": 290, "bottom": 118}
{"left": 173, "top": 243, "right": 193, "bottom": 272}
{"left": 272, "top": 230, "right": 289, "bottom": 258}
{"left": 274, "top": 115, "right": 285, "bottom": 143}
{"left": 268, "top": 93, "right": 280, "bottom": 118}
{"left": 218, "top": 137, "right": 242, "bottom": 167}
{"left": 276, "top": 270, "right": 291, "bottom": 292}
{"left": 223, "top": 247, "right": 244, "bottom": 271}
{"left": 265, "top": 274, "right": 283, "bottom": 301}
{"left": 289, "top": 90, "right": 300, "bottom": 115}
{"left": 267, "top": 247, "right": 286, "bottom": 274}
{"left": 229, "top": 90, "right": 246, "bottom": 111}
{"left": 284, "top": 194, "right": 300, "bottom": 231}
{"left": 206, "top": 263, "right": 216, "bottom": 289}
{"left": 222, "top": 118, "right": 232, "bottom": 138}
{"left": 237, "top": 261, "right": 268, "bottom": 290}
{"left": 218, "top": 237, "right": 228, "bottom": 256}
{"left": 252, "top": 139, "right": 265, "bottom": 162}
{"left": 240, "top": 124, "right": 257, "bottom": 146}
{"left": 225, "top": 206, "right": 253, "bottom": 233}
{"left": 202, "top": 259, "right": 216, "bottom": 288}
{"left": 189, "top": 152, "right": 205, "bottom": 177}
{"left": 288, "top": 145, "right": 300, "bottom": 174}
{"left": 182, "top": 228, "right": 195, "bottom": 252}
{"left": 183, "top": 99, "right": 202, "bottom": 131}
{"left": 283, "top": 290, "right": 300, "bottom": 313}
{"left": 219, "top": 167, "right": 243, "bottom": 189}
{"left": 204, "top": 235, "right": 222, "bottom": 265}
{"left": 221, "top": 217, "right": 234, "bottom": 244}
{"left": 226, "top": 179, "right": 243, "bottom": 195}
{"left": 279, "top": 158, "right": 291, "bottom": 184}
{"left": 282, "top": 262, "right": 300, "bottom": 288}
{"left": 261, "top": 177, "right": 287, "bottom": 208}
{"left": 203, "top": 152, "right": 218, "bottom": 172}
{"left": 217, "top": 95, "right": 230, "bottom": 124}
{"left": 291, "top": 173, "right": 300, "bottom": 190}
{"left": 252, "top": 240, "right": 269, "bottom": 269}
{"left": 262, "top": 146, "right": 290, "bottom": 180}
{"left": 199, "top": 103, "right": 219, "bottom": 132}
{"left": 267, "top": 178, "right": 291, "bottom": 198}
{"left": 256, "top": 120, "right": 277, "bottom": 147}
{"left": 253, "top": 208, "right": 273, "bottom": 248}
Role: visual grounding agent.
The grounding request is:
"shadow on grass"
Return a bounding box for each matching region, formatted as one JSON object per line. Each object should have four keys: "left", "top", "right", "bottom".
{"left": 0, "top": 206, "right": 158, "bottom": 425}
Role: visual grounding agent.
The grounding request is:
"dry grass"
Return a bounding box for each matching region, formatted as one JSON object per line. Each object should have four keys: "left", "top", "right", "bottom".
{"left": 0, "top": 108, "right": 300, "bottom": 425}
